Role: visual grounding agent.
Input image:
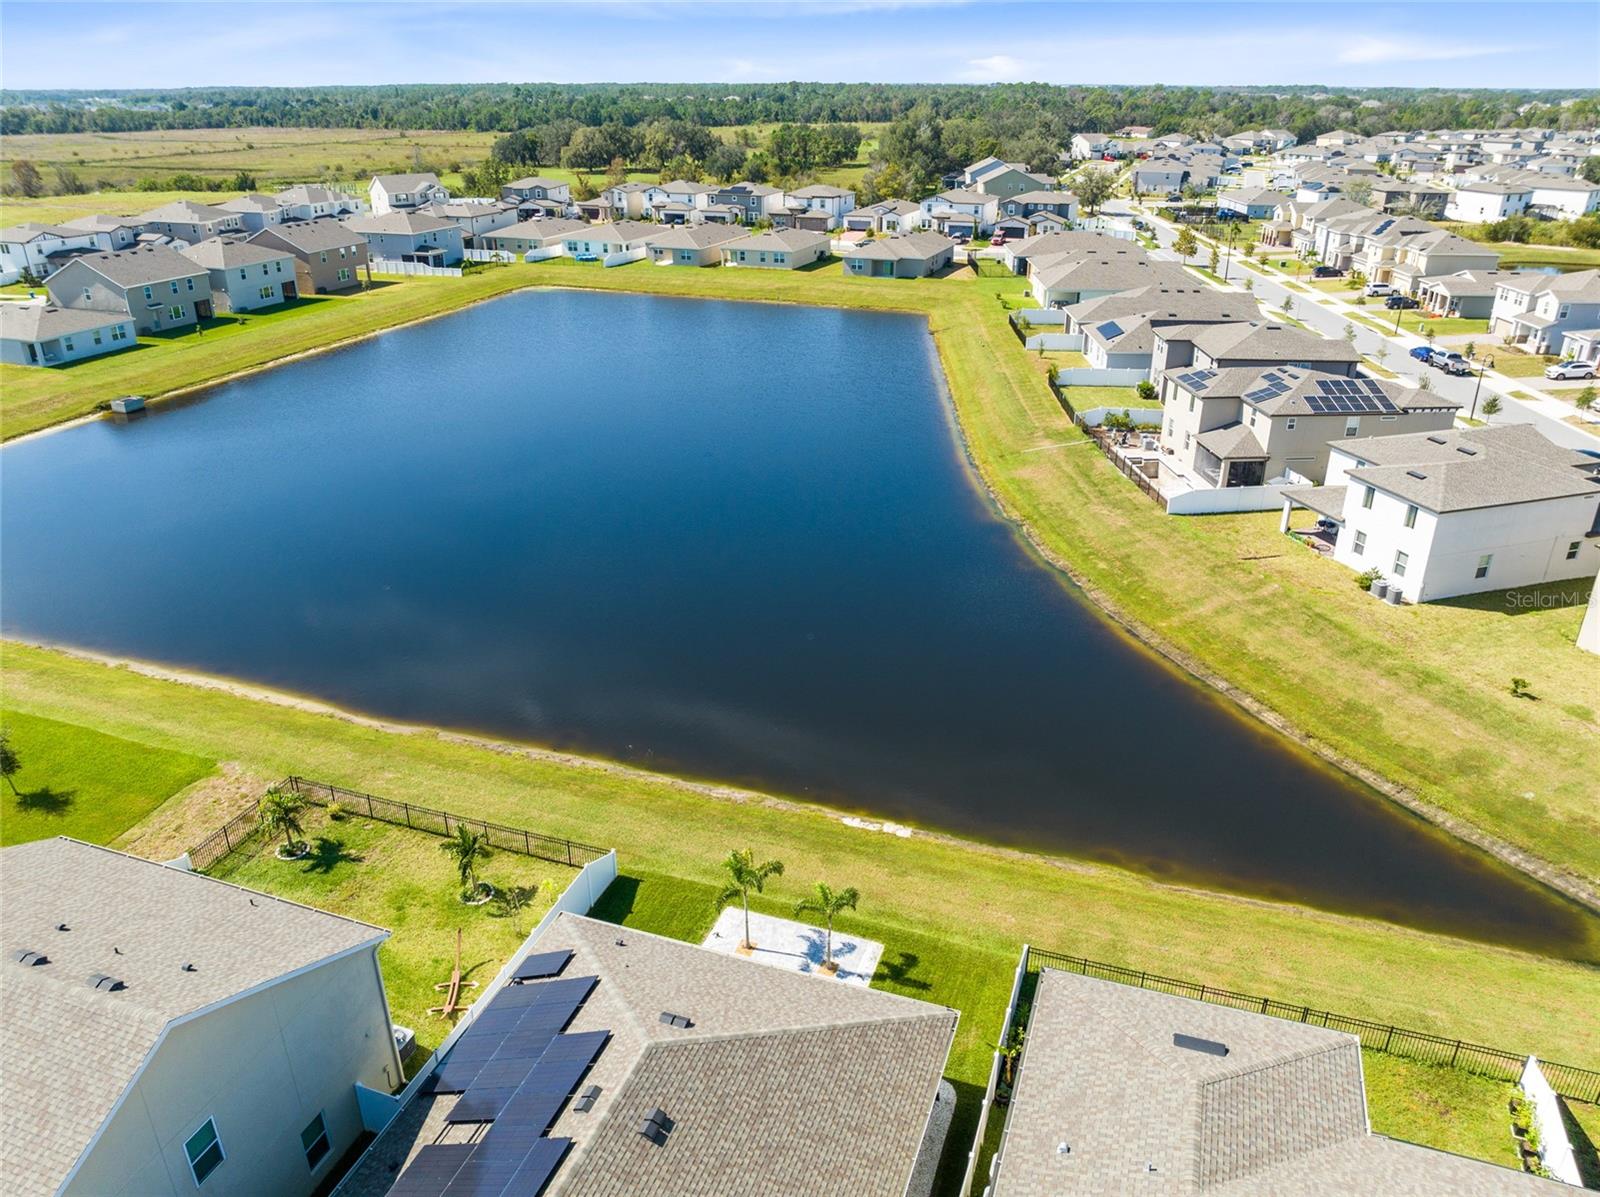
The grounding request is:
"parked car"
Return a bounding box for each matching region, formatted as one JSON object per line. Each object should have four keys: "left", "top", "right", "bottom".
{"left": 1409, "top": 346, "right": 1436, "bottom": 363}
{"left": 1131, "top": 219, "right": 1149, "bottom": 231}
{"left": 1431, "top": 351, "right": 1472, "bottom": 375}
{"left": 1386, "top": 294, "right": 1420, "bottom": 310}
{"left": 1365, "top": 282, "right": 1395, "bottom": 297}
{"left": 1166, "top": 192, "right": 1183, "bottom": 203}
{"left": 1312, "top": 265, "right": 1343, "bottom": 278}
{"left": 990, "top": 232, "right": 1008, "bottom": 247}
{"left": 1545, "top": 358, "right": 1598, "bottom": 380}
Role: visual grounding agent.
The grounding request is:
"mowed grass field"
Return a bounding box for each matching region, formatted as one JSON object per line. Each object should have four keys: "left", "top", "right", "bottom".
{"left": 5, "top": 646, "right": 1596, "bottom": 1195}
{"left": 0, "top": 708, "right": 215, "bottom": 845}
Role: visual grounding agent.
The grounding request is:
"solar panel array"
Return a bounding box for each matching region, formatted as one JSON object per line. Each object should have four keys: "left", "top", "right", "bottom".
{"left": 1241, "top": 370, "right": 1295, "bottom": 404}
{"left": 1096, "top": 320, "right": 1126, "bottom": 340}
{"left": 1174, "top": 368, "right": 1217, "bottom": 391}
{"left": 1302, "top": 377, "right": 1398, "bottom": 415}
{"left": 394, "top": 971, "right": 608, "bottom": 1197}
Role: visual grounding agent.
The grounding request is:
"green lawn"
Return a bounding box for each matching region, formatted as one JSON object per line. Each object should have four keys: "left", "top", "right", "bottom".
{"left": 1065, "top": 383, "right": 1159, "bottom": 409}
{"left": 207, "top": 804, "right": 577, "bottom": 1070}
{"left": 1496, "top": 351, "right": 1561, "bottom": 378}
{"left": 1362, "top": 1052, "right": 1521, "bottom": 1169}
{"left": 1417, "top": 316, "right": 1491, "bottom": 337}
{"left": 1567, "top": 1098, "right": 1600, "bottom": 1188}
{"left": 0, "top": 709, "right": 214, "bottom": 845}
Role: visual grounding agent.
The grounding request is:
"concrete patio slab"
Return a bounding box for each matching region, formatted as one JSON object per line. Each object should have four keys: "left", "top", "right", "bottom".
{"left": 702, "top": 908, "right": 883, "bottom": 987}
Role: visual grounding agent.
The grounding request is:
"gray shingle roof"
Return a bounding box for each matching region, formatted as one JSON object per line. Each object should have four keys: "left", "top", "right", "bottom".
{"left": 645, "top": 224, "right": 749, "bottom": 250}
{"left": 56, "top": 244, "right": 208, "bottom": 288}
{"left": 724, "top": 228, "right": 831, "bottom": 253}
{"left": 343, "top": 211, "right": 460, "bottom": 236}
{"left": 1197, "top": 423, "right": 1270, "bottom": 459}
{"left": 370, "top": 172, "right": 442, "bottom": 192}
{"left": 478, "top": 217, "right": 590, "bottom": 245}
{"left": 344, "top": 914, "right": 954, "bottom": 1197}
{"left": 991, "top": 968, "right": 1561, "bottom": 1196}
{"left": 841, "top": 231, "right": 955, "bottom": 262}
{"left": 178, "top": 236, "right": 294, "bottom": 270}
{"left": 0, "top": 303, "right": 129, "bottom": 342}
{"left": 1336, "top": 424, "right": 1600, "bottom": 513}
{"left": 247, "top": 217, "right": 365, "bottom": 253}
{"left": 275, "top": 183, "right": 357, "bottom": 206}
{"left": 136, "top": 199, "right": 237, "bottom": 224}
{"left": 1032, "top": 254, "right": 1189, "bottom": 293}
{"left": 1187, "top": 321, "right": 1363, "bottom": 365}
{"left": 0, "top": 838, "right": 386, "bottom": 1197}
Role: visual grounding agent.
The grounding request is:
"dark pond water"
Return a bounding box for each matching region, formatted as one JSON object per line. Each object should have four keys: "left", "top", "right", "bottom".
{"left": 3, "top": 290, "right": 1592, "bottom": 956}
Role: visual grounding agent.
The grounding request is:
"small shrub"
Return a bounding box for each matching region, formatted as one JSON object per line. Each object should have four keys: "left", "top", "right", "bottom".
{"left": 1355, "top": 568, "right": 1382, "bottom": 592}
{"left": 1510, "top": 677, "right": 1533, "bottom": 699}
{"left": 326, "top": 801, "right": 346, "bottom": 821}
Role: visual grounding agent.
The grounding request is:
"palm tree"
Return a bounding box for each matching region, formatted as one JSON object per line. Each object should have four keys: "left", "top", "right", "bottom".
{"left": 258, "top": 787, "right": 308, "bottom": 857}
{"left": 440, "top": 825, "right": 492, "bottom": 902}
{"left": 717, "top": 848, "right": 784, "bottom": 950}
{"left": 794, "top": 882, "right": 860, "bottom": 973}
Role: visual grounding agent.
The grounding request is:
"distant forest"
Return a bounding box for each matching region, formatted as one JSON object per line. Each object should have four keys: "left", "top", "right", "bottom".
{"left": 3, "top": 82, "right": 1595, "bottom": 141}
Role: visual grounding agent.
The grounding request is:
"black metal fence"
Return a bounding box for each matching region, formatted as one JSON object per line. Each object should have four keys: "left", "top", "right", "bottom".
{"left": 1047, "top": 379, "right": 1168, "bottom": 508}
{"left": 187, "top": 776, "right": 609, "bottom": 874}
{"left": 1027, "top": 948, "right": 1600, "bottom": 1103}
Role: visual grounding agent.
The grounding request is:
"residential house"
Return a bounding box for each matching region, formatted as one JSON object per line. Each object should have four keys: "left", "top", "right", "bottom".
{"left": 705, "top": 181, "right": 783, "bottom": 225}
{"left": 0, "top": 837, "right": 402, "bottom": 1197}
{"left": 783, "top": 183, "right": 856, "bottom": 224}
{"left": 45, "top": 245, "right": 212, "bottom": 333}
{"left": 1130, "top": 158, "right": 1191, "bottom": 195}
{"left": 342, "top": 913, "right": 957, "bottom": 1197}
{"left": 1217, "top": 187, "right": 1284, "bottom": 219}
{"left": 1284, "top": 425, "right": 1600, "bottom": 602}
{"left": 1367, "top": 178, "right": 1451, "bottom": 217}
{"left": 274, "top": 184, "right": 363, "bottom": 221}
{"left": 599, "top": 181, "right": 652, "bottom": 219}
{"left": 988, "top": 963, "right": 1562, "bottom": 1195}
{"left": 1521, "top": 173, "right": 1600, "bottom": 220}
{"left": 1445, "top": 179, "right": 1534, "bottom": 222}
{"left": 1118, "top": 125, "right": 1155, "bottom": 138}
{"left": 559, "top": 220, "right": 658, "bottom": 260}
{"left": 136, "top": 200, "right": 244, "bottom": 245}
{"left": 1415, "top": 269, "right": 1525, "bottom": 319}
{"left": 1489, "top": 268, "right": 1600, "bottom": 355}
{"left": 246, "top": 218, "right": 371, "bottom": 294}
{"left": 0, "top": 222, "right": 101, "bottom": 283}
{"left": 840, "top": 231, "right": 957, "bottom": 278}
{"left": 993, "top": 209, "right": 1072, "bottom": 241}
{"left": 644, "top": 223, "right": 747, "bottom": 266}
{"left": 474, "top": 217, "right": 590, "bottom": 257}
{"left": 968, "top": 162, "right": 1058, "bottom": 199}
{"left": 1001, "top": 229, "right": 1132, "bottom": 275}
{"left": 575, "top": 197, "right": 620, "bottom": 223}
{"left": 218, "top": 193, "right": 290, "bottom": 232}
{"left": 342, "top": 212, "right": 465, "bottom": 266}
{"left": 771, "top": 207, "right": 835, "bottom": 232}
{"left": 1064, "top": 286, "right": 1263, "bottom": 372}
{"left": 698, "top": 203, "right": 743, "bottom": 225}
{"left": 1069, "top": 133, "right": 1111, "bottom": 160}
{"left": 1160, "top": 362, "right": 1458, "bottom": 489}
{"left": 1355, "top": 226, "right": 1501, "bottom": 292}
{"left": 996, "top": 190, "right": 1079, "bottom": 226}
{"left": 642, "top": 180, "right": 717, "bottom": 220}
{"left": 179, "top": 237, "right": 297, "bottom": 311}
{"left": 0, "top": 303, "right": 136, "bottom": 367}
{"left": 1153, "top": 320, "right": 1365, "bottom": 382}
{"left": 57, "top": 214, "right": 143, "bottom": 253}
{"left": 418, "top": 200, "right": 521, "bottom": 241}
{"left": 1317, "top": 128, "right": 1362, "bottom": 147}
{"left": 500, "top": 176, "right": 572, "bottom": 205}
{"left": 1560, "top": 327, "right": 1600, "bottom": 366}
{"left": 367, "top": 172, "right": 448, "bottom": 215}
{"left": 1028, "top": 252, "right": 1188, "bottom": 309}
{"left": 918, "top": 189, "right": 999, "bottom": 238}
{"left": 842, "top": 199, "right": 920, "bottom": 234}
{"left": 721, "top": 228, "right": 831, "bottom": 269}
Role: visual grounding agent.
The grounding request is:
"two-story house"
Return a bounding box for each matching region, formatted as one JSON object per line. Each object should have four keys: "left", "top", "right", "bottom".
{"left": 136, "top": 200, "right": 243, "bottom": 246}
{"left": 247, "top": 219, "right": 371, "bottom": 294}
{"left": 0, "top": 222, "right": 101, "bottom": 283}
{"left": 218, "top": 193, "right": 290, "bottom": 232}
{"left": 1065, "top": 286, "right": 1262, "bottom": 372}
{"left": 842, "top": 199, "right": 920, "bottom": 234}
{"left": 1445, "top": 179, "right": 1534, "bottom": 222}
{"left": 343, "top": 211, "right": 464, "bottom": 266}
{"left": 783, "top": 183, "right": 856, "bottom": 224}
{"left": 45, "top": 244, "right": 213, "bottom": 333}
{"left": 642, "top": 180, "right": 718, "bottom": 220}
{"left": 179, "top": 237, "right": 297, "bottom": 311}
{"left": 274, "top": 184, "right": 363, "bottom": 221}
{"left": 367, "top": 172, "right": 449, "bottom": 215}
{"left": 500, "top": 176, "right": 572, "bottom": 206}
{"left": 706, "top": 181, "right": 784, "bottom": 225}
{"left": 1160, "top": 362, "right": 1458, "bottom": 489}
{"left": 918, "top": 189, "right": 1000, "bottom": 239}
{"left": 1489, "top": 268, "right": 1600, "bottom": 355}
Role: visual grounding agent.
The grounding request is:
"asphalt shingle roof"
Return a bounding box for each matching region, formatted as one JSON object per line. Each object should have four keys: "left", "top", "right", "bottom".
{"left": 0, "top": 838, "right": 386, "bottom": 1197}
{"left": 179, "top": 236, "right": 294, "bottom": 270}
{"left": 54, "top": 244, "right": 208, "bottom": 288}
{"left": 247, "top": 217, "right": 366, "bottom": 252}
{"left": 1336, "top": 424, "right": 1600, "bottom": 513}
{"left": 0, "top": 303, "right": 128, "bottom": 342}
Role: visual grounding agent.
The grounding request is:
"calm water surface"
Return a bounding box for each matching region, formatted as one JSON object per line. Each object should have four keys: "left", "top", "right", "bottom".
{"left": 2, "top": 291, "right": 1592, "bottom": 956}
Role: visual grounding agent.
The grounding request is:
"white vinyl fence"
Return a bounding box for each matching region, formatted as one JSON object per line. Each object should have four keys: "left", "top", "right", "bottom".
{"left": 602, "top": 246, "right": 648, "bottom": 267}
{"left": 961, "top": 944, "right": 1032, "bottom": 1197}
{"left": 1166, "top": 483, "right": 1293, "bottom": 515}
{"left": 525, "top": 245, "right": 565, "bottom": 262}
{"left": 1025, "top": 332, "right": 1083, "bottom": 350}
{"left": 368, "top": 257, "right": 463, "bottom": 278}
{"left": 1012, "top": 309, "right": 1067, "bottom": 326}
{"left": 1520, "top": 1056, "right": 1583, "bottom": 1186}
{"left": 1056, "top": 367, "right": 1149, "bottom": 387}
{"left": 463, "top": 248, "right": 517, "bottom": 264}
{"left": 1076, "top": 406, "right": 1162, "bottom": 428}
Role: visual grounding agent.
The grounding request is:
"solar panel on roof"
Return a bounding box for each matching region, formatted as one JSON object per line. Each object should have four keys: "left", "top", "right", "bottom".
{"left": 513, "top": 950, "right": 573, "bottom": 982}
{"left": 387, "top": 1143, "right": 475, "bottom": 1197}
{"left": 1096, "top": 320, "right": 1125, "bottom": 340}
{"left": 447, "top": 1086, "right": 520, "bottom": 1124}
{"left": 503, "top": 1138, "right": 571, "bottom": 1197}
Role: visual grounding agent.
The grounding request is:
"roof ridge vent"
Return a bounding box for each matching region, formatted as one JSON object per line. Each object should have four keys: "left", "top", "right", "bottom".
{"left": 1173, "top": 1032, "right": 1229, "bottom": 1057}
{"left": 638, "top": 1107, "right": 676, "bottom": 1146}
{"left": 659, "top": 1011, "right": 693, "bottom": 1029}
{"left": 11, "top": 948, "right": 48, "bottom": 966}
{"left": 1425, "top": 435, "right": 1448, "bottom": 444}
{"left": 86, "top": 973, "right": 126, "bottom": 993}
{"left": 1455, "top": 446, "right": 1478, "bottom": 456}
{"left": 1406, "top": 470, "right": 1428, "bottom": 479}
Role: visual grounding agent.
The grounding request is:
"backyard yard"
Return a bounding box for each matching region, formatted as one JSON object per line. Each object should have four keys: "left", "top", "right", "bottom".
{"left": 0, "top": 708, "right": 214, "bottom": 846}
{"left": 206, "top": 804, "right": 579, "bottom": 1069}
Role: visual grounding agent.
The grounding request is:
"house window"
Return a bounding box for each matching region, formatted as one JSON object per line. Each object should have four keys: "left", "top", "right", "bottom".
{"left": 170, "top": 280, "right": 179, "bottom": 294}
{"left": 1362, "top": 486, "right": 1375, "bottom": 509}
{"left": 1285, "top": 417, "right": 1297, "bottom": 430}
{"left": 187, "top": 278, "right": 195, "bottom": 291}
{"left": 85, "top": 288, "right": 94, "bottom": 302}
{"left": 1567, "top": 541, "right": 1581, "bottom": 560}
{"left": 1474, "top": 553, "right": 1492, "bottom": 579}
{"left": 185, "top": 1119, "right": 225, "bottom": 1185}
{"left": 111, "top": 325, "right": 127, "bottom": 341}
{"left": 301, "top": 1112, "right": 331, "bottom": 1170}
{"left": 92, "top": 329, "right": 102, "bottom": 345}
{"left": 338, "top": 268, "right": 351, "bottom": 282}
{"left": 63, "top": 336, "right": 75, "bottom": 351}
{"left": 1404, "top": 504, "right": 1417, "bottom": 528}
{"left": 169, "top": 305, "right": 183, "bottom": 320}
{"left": 259, "top": 286, "right": 274, "bottom": 300}
{"left": 1394, "top": 550, "right": 1409, "bottom": 577}
{"left": 1353, "top": 530, "right": 1366, "bottom": 555}
{"left": 1345, "top": 417, "right": 1360, "bottom": 437}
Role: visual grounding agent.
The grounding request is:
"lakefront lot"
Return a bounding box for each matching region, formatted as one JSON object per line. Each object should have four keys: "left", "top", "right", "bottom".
{"left": 5, "top": 255, "right": 1593, "bottom": 903}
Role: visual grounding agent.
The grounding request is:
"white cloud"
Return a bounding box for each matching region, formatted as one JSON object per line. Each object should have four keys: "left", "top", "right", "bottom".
{"left": 960, "top": 54, "right": 1032, "bottom": 82}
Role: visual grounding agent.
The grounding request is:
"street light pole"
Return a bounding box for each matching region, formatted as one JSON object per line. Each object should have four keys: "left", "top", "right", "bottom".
{"left": 1392, "top": 304, "right": 1403, "bottom": 335}
{"left": 1470, "top": 364, "right": 1485, "bottom": 422}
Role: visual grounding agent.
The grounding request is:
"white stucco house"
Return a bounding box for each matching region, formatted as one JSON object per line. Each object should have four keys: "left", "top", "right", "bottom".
{"left": 1, "top": 838, "right": 403, "bottom": 1197}
{"left": 783, "top": 183, "right": 856, "bottom": 223}
{"left": 367, "top": 172, "right": 449, "bottom": 215}
{"left": 0, "top": 222, "right": 104, "bottom": 283}
{"left": 1489, "top": 269, "right": 1600, "bottom": 355}
{"left": 1282, "top": 424, "right": 1600, "bottom": 602}
{"left": 1445, "top": 180, "right": 1534, "bottom": 222}
{"left": 0, "top": 303, "right": 137, "bottom": 367}
{"left": 560, "top": 220, "right": 658, "bottom": 259}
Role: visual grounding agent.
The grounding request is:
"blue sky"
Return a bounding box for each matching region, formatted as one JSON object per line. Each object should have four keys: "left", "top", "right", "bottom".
{"left": 2, "top": 1, "right": 1596, "bottom": 92}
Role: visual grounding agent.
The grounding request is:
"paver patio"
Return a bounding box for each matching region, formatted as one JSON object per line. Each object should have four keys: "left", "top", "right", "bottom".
{"left": 702, "top": 907, "right": 883, "bottom": 987}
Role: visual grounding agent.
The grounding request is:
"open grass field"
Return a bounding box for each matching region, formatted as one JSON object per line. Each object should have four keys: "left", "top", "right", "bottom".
{"left": 5, "top": 648, "right": 1593, "bottom": 1195}
{"left": 0, "top": 708, "right": 214, "bottom": 845}
{"left": 207, "top": 804, "right": 576, "bottom": 1069}
{"left": 5, "top": 253, "right": 1598, "bottom": 896}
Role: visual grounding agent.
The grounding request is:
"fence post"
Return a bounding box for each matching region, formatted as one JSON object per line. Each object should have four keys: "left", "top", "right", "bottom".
{"left": 405, "top": 803, "right": 413, "bottom": 829}
{"left": 1260, "top": 996, "right": 1269, "bottom": 1014}
{"left": 1451, "top": 1040, "right": 1461, "bottom": 1067}
{"left": 523, "top": 830, "right": 531, "bottom": 855}
{"left": 567, "top": 841, "right": 573, "bottom": 867}
{"left": 366, "top": 793, "right": 374, "bottom": 818}
{"left": 222, "top": 824, "right": 231, "bottom": 853}
{"left": 1383, "top": 1026, "right": 1394, "bottom": 1053}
